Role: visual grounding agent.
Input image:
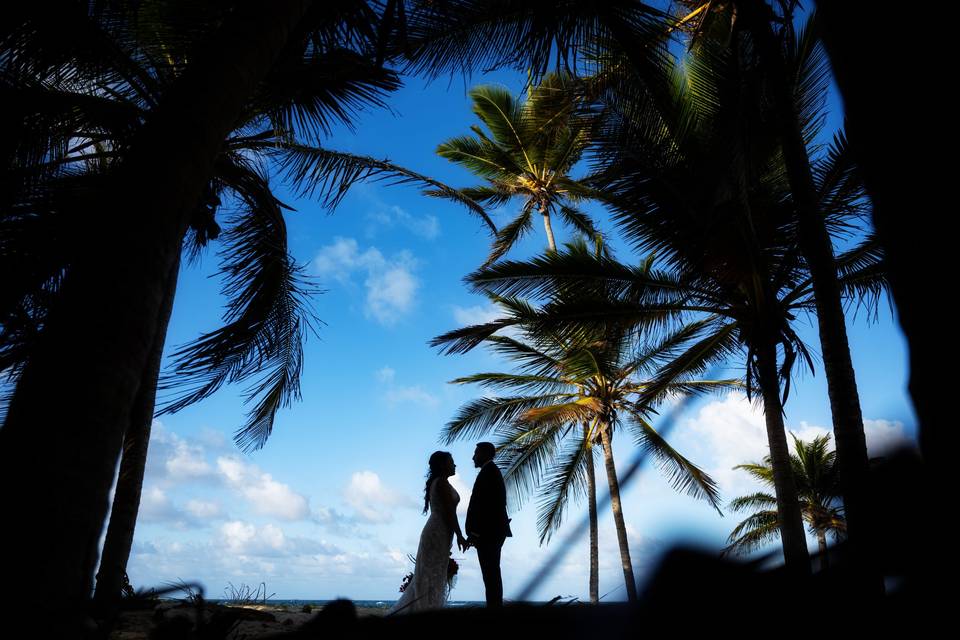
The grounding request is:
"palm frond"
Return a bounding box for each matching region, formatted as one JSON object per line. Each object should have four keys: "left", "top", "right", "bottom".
{"left": 721, "top": 511, "right": 780, "bottom": 556}
{"left": 533, "top": 435, "right": 594, "bottom": 544}
{"left": 625, "top": 410, "right": 722, "bottom": 511}
{"left": 555, "top": 204, "right": 601, "bottom": 241}
{"left": 270, "top": 143, "right": 496, "bottom": 232}
{"left": 482, "top": 334, "right": 563, "bottom": 377}
{"left": 251, "top": 47, "right": 401, "bottom": 138}
{"left": 727, "top": 491, "right": 778, "bottom": 513}
{"left": 156, "top": 161, "right": 320, "bottom": 452}
{"left": 633, "top": 319, "right": 740, "bottom": 408}
{"left": 787, "top": 10, "right": 830, "bottom": 146}
{"left": 436, "top": 134, "right": 521, "bottom": 181}
{"left": 486, "top": 201, "right": 535, "bottom": 265}
{"left": 450, "top": 372, "right": 573, "bottom": 396}
{"left": 398, "top": 0, "right": 672, "bottom": 82}
{"left": 441, "top": 394, "right": 566, "bottom": 444}
{"left": 430, "top": 317, "right": 522, "bottom": 355}
{"left": 495, "top": 420, "right": 572, "bottom": 513}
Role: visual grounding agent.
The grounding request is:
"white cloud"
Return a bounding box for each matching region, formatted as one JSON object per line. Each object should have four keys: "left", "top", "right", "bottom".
{"left": 196, "top": 428, "right": 232, "bottom": 453}
{"left": 451, "top": 302, "right": 524, "bottom": 343}
{"left": 166, "top": 440, "right": 213, "bottom": 479}
{"left": 145, "top": 421, "right": 217, "bottom": 485}
{"left": 218, "top": 521, "right": 337, "bottom": 558}
{"left": 344, "top": 471, "right": 416, "bottom": 524}
{"left": 217, "top": 457, "right": 311, "bottom": 521}
{"left": 862, "top": 418, "right": 911, "bottom": 455}
{"left": 366, "top": 260, "right": 418, "bottom": 324}
{"left": 314, "top": 237, "right": 419, "bottom": 325}
{"left": 128, "top": 534, "right": 398, "bottom": 595}
{"left": 185, "top": 500, "right": 224, "bottom": 519}
{"left": 384, "top": 385, "right": 440, "bottom": 408}
{"left": 675, "top": 393, "right": 915, "bottom": 499}
{"left": 375, "top": 365, "right": 440, "bottom": 409}
{"left": 139, "top": 487, "right": 182, "bottom": 523}
{"left": 355, "top": 184, "right": 441, "bottom": 240}
{"left": 453, "top": 303, "right": 501, "bottom": 327}
{"left": 131, "top": 540, "right": 159, "bottom": 555}
{"left": 368, "top": 204, "right": 440, "bottom": 240}
{"left": 313, "top": 237, "right": 379, "bottom": 282}
{"left": 138, "top": 487, "right": 208, "bottom": 529}
{"left": 221, "top": 521, "right": 258, "bottom": 554}
{"left": 675, "top": 394, "right": 770, "bottom": 497}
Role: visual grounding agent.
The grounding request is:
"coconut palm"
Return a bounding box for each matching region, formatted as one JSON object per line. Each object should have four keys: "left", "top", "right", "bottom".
{"left": 724, "top": 433, "right": 846, "bottom": 571}
{"left": 405, "top": 1, "right": 884, "bottom": 583}
{"left": 0, "top": 0, "right": 496, "bottom": 610}
{"left": 669, "top": 0, "right": 880, "bottom": 585}
{"left": 433, "top": 264, "right": 736, "bottom": 601}
{"left": 454, "top": 29, "right": 884, "bottom": 572}
{"left": 436, "top": 73, "right": 602, "bottom": 264}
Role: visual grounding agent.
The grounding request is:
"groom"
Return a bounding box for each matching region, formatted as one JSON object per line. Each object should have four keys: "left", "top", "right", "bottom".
{"left": 464, "top": 442, "right": 512, "bottom": 607}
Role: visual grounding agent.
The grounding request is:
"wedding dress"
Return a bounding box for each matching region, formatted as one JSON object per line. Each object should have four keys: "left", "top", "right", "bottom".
{"left": 388, "top": 480, "right": 459, "bottom": 614}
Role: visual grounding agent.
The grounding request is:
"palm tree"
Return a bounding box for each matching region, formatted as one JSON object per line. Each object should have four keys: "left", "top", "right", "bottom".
{"left": 0, "top": 1, "right": 496, "bottom": 611}
{"left": 436, "top": 73, "right": 601, "bottom": 264}
{"left": 403, "top": 0, "right": 884, "bottom": 586}
{"left": 724, "top": 433, "right": 846, "bottom": 571}
{"left": 433, "top": 269, "right": 735, "bottom": 601}
{"left": 453, "top": 29, "right": 883, "bottom": 572}
{"left": 672, "top": 0, "right": 880, "bottom": 587}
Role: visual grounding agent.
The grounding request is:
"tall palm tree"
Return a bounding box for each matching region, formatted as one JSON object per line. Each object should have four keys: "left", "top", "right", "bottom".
{"left": 402, "top": 0, "right": 884, "bottom": 586}
{"left": 433, "top": 269, "right": 735, "bottom": 601}
{"left": 724, "top": 433, "right": 846, "bottom": 571}
{"left": 453, "top": 29, "right": 883, "bottom": 571}
{"left": 436, "top": 73, "right": 601, "bottom": 264}
{"left": 672, "top": 0, "right": 880, "bottom": 587}
{"left": 0, "top": 0, "right": 495, "bottom": 612}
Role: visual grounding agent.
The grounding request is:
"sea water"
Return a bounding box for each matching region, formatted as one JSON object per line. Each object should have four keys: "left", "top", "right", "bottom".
{"left": 207, "top": 599, "right": 492, "bottom": 610}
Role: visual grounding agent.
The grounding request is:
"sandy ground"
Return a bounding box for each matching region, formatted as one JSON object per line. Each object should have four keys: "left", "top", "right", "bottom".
{"left": 108, "top": 602, "right": 386, "bottom": 639}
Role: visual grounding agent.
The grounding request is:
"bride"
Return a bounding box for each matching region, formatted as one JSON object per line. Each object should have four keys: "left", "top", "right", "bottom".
{"left": 388, "top": 451, "right": 467, "bottom": 614}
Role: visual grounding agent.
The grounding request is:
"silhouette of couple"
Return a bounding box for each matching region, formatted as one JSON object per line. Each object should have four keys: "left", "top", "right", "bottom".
{"left": 388, "top": 443, "right": 512, "bottom": 614}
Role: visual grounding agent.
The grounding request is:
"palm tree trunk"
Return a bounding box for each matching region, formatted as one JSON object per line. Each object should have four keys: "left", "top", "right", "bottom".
{"left": 93, "top": 255, "right": 180, "bottom": 614}
{"left": 598, "top": 419, "right": 638, "bottom": 601}
{"left": 540, "top": 207, "right": 557, "bottom": 252}
{"left": 817, "top": 530, "right": 830, "bottom": 572}
{"left": 754, "top": 338, "right": 811, "bottom": 574}
{"left": 0, "top": 0, "right": 312, "bottom": 617}
{"left": 585, "top": 433, "right": 599, "bottom": 604}
{"left": 737, "top": 0, "right": 877, "bottom": 592}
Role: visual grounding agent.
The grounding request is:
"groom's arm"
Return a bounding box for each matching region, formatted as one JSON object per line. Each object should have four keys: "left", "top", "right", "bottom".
{"left": 466, "top": 467, "right": 494, "bottom": 542}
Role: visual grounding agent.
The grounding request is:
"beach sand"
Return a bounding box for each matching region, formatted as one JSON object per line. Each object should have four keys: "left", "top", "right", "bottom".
{"left": 108, "top": 601, "right": 386, "bottom": 639}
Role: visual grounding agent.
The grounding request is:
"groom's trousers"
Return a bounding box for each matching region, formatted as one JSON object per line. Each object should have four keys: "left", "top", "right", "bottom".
{"left": 476, "top": 538, "right": 505, "bottom": 607}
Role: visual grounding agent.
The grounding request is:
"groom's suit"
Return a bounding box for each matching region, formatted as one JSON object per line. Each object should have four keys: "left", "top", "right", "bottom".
{"left": 466, "top": 461, "right": 512, "bottom": 606}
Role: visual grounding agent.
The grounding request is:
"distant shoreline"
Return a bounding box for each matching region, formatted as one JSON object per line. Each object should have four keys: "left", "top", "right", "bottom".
{"left": 199, "top": 598, "right": 534, "bottom": 609}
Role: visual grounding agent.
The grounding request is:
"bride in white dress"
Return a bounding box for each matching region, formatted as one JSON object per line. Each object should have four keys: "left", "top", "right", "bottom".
{"left": 388, "top": 451, "right": 467, "bottom": 614}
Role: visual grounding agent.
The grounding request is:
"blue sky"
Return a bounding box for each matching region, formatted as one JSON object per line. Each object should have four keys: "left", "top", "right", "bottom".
{"left": 112, "top": 65, "right": 916, "bottom": 603}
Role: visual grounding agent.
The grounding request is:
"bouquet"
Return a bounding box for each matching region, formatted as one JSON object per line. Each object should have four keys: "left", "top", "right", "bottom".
{"left": 398, "top": 571, "right": 414, "bottom": 593}
{"left": 446, "top": 557, "right": 459, "bottom": 590}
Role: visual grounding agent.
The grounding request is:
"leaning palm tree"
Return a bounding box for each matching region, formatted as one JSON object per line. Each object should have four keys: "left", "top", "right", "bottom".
{"left": 433, "top": 275, "right": 735, "bottom": 601}
{"left": 435, "top": 73, "right": 602, "bottom": 264}
{"left": 0, "top": 0, "right": 496, "bottom": 611}
{"left": 724, "top": 433, "right": 846, "bottom": 571}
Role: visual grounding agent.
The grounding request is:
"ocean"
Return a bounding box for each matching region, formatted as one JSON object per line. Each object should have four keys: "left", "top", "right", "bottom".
{"left": 206, "top": 599, "right": 492, "bottom": 610}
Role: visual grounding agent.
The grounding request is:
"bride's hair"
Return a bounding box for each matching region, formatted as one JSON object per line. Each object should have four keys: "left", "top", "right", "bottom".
{"left": 423, "top": 451, "right": 451, "bottom": 514}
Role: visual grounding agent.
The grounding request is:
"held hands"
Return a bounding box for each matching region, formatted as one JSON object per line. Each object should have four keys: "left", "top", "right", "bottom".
{"left": 457, "top": 533, "right": 470, "bottom": 552}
